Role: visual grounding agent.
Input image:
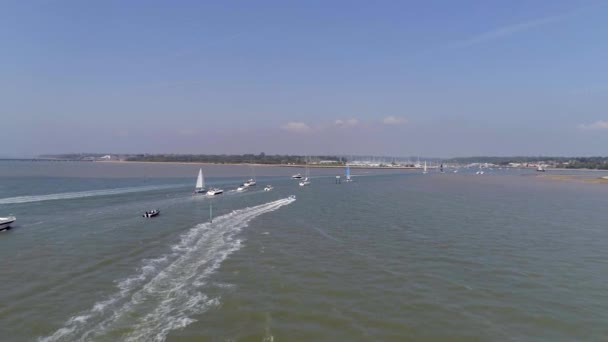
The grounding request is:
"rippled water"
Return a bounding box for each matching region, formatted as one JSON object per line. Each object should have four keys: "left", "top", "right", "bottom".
{"left": 1, "top": 161, "right": 608, "bottom": 341}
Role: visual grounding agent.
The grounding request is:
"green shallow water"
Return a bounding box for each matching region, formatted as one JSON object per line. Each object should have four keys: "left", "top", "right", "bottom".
{"left": 1, "top": 161, "right": 608, "bottom": 341}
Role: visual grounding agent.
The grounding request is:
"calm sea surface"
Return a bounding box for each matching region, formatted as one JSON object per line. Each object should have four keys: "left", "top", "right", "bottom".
{"left": 1, "top": 161, "right": 608, "bottom": 341}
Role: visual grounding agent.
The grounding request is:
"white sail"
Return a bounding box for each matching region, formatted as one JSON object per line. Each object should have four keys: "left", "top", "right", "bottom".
{"left": 195, "top": 169, "right": 205, "bottom": 189}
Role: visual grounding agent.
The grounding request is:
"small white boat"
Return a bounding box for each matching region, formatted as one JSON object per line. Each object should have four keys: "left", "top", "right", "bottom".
{"left": 299, "top": 178, "right": 311, "bottom": 186}
{"left": 206, "top": 188, "right": 224, "bottom": 196}
{"left": 423, "top": 161, "right": 428, "bottom": 174}
{"left": 536, "top": 165, "right": 546, "bottom": 172}
{"left": 345, "top": 165, "right": 352, "bottom": 182}
{"left": 236, "top": 185, "right": 247, "bottom": 192}
{"left": 299, "top": 160, "right": 311, "bottom": 186}
{"left": 476, "top": 164, "right": 484, "bottom": 175}
{"left": 243, "top": 166, "right": 257, "bottom": 186}
{"left": 193, "top": 169, "right": 206, "bottom": 194}
{"left": 143, "top": 210, "right": 159, "bottom": 218}
{"left": 0, "top": 216, "right": 16, "bottom": 230}
{"left": 291, "top": 173, "right": 303, "bottom": 179}
{"left": 264, "top": 185, "right": 273, "bottom": 191}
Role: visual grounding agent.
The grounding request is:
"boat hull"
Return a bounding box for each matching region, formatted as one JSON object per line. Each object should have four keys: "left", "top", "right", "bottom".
{"left": 143, "top": 211, "right": 160, "bottom": 218}
{"left": 0, "top": 217, "right": 16, "bottom": 229}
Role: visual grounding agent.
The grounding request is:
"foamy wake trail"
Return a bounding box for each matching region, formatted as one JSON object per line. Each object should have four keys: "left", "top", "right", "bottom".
{"left": 41, "top": 196, "right": 295, "bottom": 342}
{"left": 0, "top": 184, "right": 183, "bottom": 204}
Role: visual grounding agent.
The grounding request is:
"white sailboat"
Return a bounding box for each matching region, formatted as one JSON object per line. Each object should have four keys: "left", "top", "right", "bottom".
{"left": 299, "top": 161, "right": 311, "bottom": 186}
{"left": 194, "top": 169, "right": 206, "bottom": 193}
{"left": 476, "top": 163, "right": 484, "bottom": 175}
{"left": 345, "top": 164, "right": 352, "bottom": 182}
{"left": 423, "top": 161, "right": 428, "bottom": 174}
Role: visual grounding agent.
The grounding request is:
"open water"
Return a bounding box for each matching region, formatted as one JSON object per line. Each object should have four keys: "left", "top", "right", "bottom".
{"left": 1, "top": 161, "right": 607, "bottom": 341}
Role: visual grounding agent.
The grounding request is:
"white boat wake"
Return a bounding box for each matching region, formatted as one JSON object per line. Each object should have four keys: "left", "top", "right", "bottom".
{"left": 0, "top": 184, "right": 184, "bottom": 205}
{"left": 40, "top": 196, "right": 295, "bottom": 342}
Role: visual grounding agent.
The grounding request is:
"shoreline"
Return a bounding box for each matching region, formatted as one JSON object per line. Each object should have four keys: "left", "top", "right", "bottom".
{"left": 535, "top": 173, "right": 608, "bottom": 184}
{"left": 96, "top": 160, "right": 424, "bottom": 170}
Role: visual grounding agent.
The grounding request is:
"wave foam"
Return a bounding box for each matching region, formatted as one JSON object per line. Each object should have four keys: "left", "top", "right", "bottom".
{"left": 41, "top": 196, "right": 295, "bottom": 342}
{"left": 0, "top": 184, "right": 183, "bottom": 205}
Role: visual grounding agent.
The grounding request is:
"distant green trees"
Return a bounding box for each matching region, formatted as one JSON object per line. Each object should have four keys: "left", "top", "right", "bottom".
{"left": 124, "top": 153, "right": 344, "bottom": 165}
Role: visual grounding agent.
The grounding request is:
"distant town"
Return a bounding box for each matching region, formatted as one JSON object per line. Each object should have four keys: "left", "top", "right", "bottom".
{"left": 28, "top": 154, "right": 608, "bottom": 170}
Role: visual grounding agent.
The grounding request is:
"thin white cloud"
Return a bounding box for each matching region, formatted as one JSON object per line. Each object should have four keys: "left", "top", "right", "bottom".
{"left": 579, "top": 120, "right": 608, "bottom": 130}
{"left": 335, "top": 118, "right": 359, "bottom": 127}
{"left": 446, "top": 5, "right": 595, "bottom": 50}
{"left": 281, "top": 121, "right": 311, "bottom": 133}
{"left": 383, "top": 116, "right": 407, "bottom": 125}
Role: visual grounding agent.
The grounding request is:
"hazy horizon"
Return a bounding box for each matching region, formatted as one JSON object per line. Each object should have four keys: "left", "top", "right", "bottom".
{"left": 2, "top": 0, "right": 607, "bottom": 157}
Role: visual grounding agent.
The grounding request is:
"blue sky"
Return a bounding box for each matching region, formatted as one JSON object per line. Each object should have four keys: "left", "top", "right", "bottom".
{"left": 1, "top": 0, "right": 607, "bottom": 157}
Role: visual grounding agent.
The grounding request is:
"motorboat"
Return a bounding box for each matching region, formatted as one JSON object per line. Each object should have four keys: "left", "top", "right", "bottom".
{"left": 244, "top": 166, "right": 257, "bottom": 186}
{"left": 299, "top": 178, "right": 311, "bottom": 187}
{"left": 291, "top": 173, "right": 303, "bottom": 179}
{"left": 236, "top": 184, "right": 247, "bottom": 192}
{"left": 536, "top": 165, "right": 546, "bottom": 172}
{"left": 206, "top": 188, "right": 224, "bottom": 196}
{"left": 0, "top": 216, "right": 16, "bottom": 230}
{"left": 194, "top": 169, "right": 206, "bottom": 194}
{"left": 143, "top": 210, "right": 159, "bottom": 218}
{"left": 264, "top": 185, "right": 273, "bottom": 191}
{"left": 299, "top": 160, "right": 311, "bottom": 186}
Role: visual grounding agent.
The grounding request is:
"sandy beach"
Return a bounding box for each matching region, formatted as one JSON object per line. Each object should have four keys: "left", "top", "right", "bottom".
{"left": 536, "top": 173, "right": 608, "bottom": 184}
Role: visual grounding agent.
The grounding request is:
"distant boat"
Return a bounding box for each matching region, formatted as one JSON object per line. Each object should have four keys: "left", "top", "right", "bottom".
{"left": 291, "top": 173, "right": 303, "bottom": 179}
{"left": 194, "top": 169, "right": 206, "bottom": 193}
{"left": 143, "top": 209, "right": 159, "bottom": 218}
{"left": 536, "top": 165, "right": 546, "bottom": 172}
{"left": 423, "top": 161, "right": 428, "bottom": 174}
{"left": 206, "top": 188, "right": 224, "bottom": 196}
{"left": 236, "top": 184, "right": 247, "bottom": 192}
{"left": 440, "top": 163, "right": 444, "bottom": 173}
{"left": 345, "top": 164, "right": 352, "bottom": 182}
{"left": 243, "top": 166, "right": 257, "bottom": 187}
{"left": 0, "top": 216, "right": 16, "bottom": 230}
{"left": 476, "top": 164, "right": 484, "bottom": 175}
{"left": 299, "top": 161, "right": 311, "bottom": 186}
{"left": 264, "top": 185, "right": 273, "bottom": 191}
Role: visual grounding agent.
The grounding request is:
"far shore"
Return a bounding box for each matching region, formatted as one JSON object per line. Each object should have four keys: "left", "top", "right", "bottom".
{"left": 96, "top": 160, "right": 424, "bottom": 170}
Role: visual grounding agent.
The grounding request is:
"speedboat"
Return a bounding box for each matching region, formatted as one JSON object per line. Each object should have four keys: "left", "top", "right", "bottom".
{"left": 236, "top": 184, "right": 247, "bottom": 192}
{"left": 243, "top": 178, "right": 256, "bottom": 187}
{"left": 0, "top": 216, "right": 16, "bottom": 230}
{"left": 299, "top": 178, "right": 311, "bottom": 187}
{"left": 143, "top": 210, "right": 159, "bottom": 218}
{"left": 264, "top": 185, "right": 273, "bottom": 191}
{"left": 291, "top": 173, "right": 303, "bottom": 179}
{"left": 206, "top": 188, "right": 224, "bottom": 196}
{"left": 536, "top": 165, "right": 546, "bottom": 172}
